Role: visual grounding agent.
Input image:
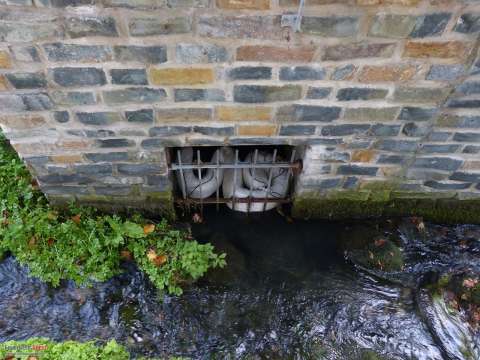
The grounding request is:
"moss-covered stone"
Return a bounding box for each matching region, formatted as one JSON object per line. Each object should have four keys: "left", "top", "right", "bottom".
{"left": 292, "top": 190, "right": 480, "bottom": 224}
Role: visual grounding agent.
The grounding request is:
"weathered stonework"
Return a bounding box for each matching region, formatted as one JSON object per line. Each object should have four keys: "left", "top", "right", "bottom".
{"left": 0, "top": 0, "right": 479, "bottom": 220}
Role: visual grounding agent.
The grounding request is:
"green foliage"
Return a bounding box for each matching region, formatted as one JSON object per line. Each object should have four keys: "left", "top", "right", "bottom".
{"left": 0, "top": 338, "right": 129, "bottom": 360}
{"left": 0, "top": 133, "right": 226, "bottom": 294}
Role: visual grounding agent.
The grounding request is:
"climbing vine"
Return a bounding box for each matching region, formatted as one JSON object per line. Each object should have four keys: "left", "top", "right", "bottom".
{"left": 0, "top": 133, "right": 225, "bottom": 295}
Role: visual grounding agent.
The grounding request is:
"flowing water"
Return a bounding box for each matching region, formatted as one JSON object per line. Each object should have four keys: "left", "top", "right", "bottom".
{"left": 0, "top": 208, "right": 479, "bottom": 359}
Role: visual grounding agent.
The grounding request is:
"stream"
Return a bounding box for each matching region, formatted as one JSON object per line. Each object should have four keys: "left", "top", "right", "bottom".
{"left": 0, "top": 208, "right": 479, "bottom": 359}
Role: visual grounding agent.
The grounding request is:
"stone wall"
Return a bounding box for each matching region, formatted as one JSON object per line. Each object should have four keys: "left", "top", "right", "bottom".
{"left": 0, "top": 0, "right": 479, "bottom": 217}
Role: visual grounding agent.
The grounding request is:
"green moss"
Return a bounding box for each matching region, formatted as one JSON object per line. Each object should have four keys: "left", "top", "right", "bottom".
{"left": 292, "top": 190, "right": 480, "bottom": 224}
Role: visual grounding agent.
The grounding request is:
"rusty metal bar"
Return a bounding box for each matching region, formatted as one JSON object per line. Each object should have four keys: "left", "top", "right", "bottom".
{"left": 215, "top": 149, "right": 220, "bottom": 212}
{"left": 176, "top": 149, "right": 187, "bottom": 200}
{"left": 263, "top": 148, "right": 277, "bottom": 212}
{"left": 197, "top": 149, "right": 203, "bottom": 215}
{"left": 232, "top": 149, "right": 239, "bottom": 211}
{"left": 247, "top": 149, "right": 258, "bottom": 213}
{"left": 170, "top": 162, "right": 300, "bottom": 171}
{"left": 175, "top": 197, "right": 292, "bottom": 205}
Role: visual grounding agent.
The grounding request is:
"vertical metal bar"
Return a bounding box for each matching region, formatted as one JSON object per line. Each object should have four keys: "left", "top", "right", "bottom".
{"left": 177, "top": 149, "right": 187, "bottom": 200}
{"left": 215, "top": 149, "right": 220, "bottom": 212}
{"left": 247, "top": 149, "right": 258, "bottom": 214}
{"left": 263, "top": 148, "right": 277, "bottom": 212}
{"left": 232, "top": 149, "right": 239, "bottom": 211}
{"left": 286, "top": 149, "right": 297, "bottom": 196}
{"left": 197, "top": 149, "right": 203, "bottom": 215}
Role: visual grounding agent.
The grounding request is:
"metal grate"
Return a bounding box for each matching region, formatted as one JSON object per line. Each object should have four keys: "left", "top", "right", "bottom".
{"left": 169, "top": 146, "right": 301, "bottom": 213}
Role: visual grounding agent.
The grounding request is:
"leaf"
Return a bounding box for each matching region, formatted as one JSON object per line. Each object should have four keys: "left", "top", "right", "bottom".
{"left": 374, "top": 238, "right": 386, "bottom": 247}
{"left": 147, "top": 249, "right": 157, "bottom": 262}
{"left": 120, "top": 250, "right": 132, "bottom": 260}
{"left": 463, "top": 278, "right": 478, "bottom": 289}
{"left": 123, "top": 221, "right": 145, "bottom": 239}
{"left": 28, "top": 236, "right": 36, "bottom": 248}
{"left": 47, "top": 238, "right": 55, "bottom": 246}
{"left": 71, "top": 214, "right": 81, "bottom": 224}
{"left": 143, "top": 224, "right": 155, "bottom": 235}
{"left": 154, "top": 254, "right": 168, "bottom": 267}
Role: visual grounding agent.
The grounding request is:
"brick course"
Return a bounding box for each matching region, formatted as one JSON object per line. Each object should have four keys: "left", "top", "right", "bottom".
{"left": 0, "top": 0, "right": 478, "bottom": 209}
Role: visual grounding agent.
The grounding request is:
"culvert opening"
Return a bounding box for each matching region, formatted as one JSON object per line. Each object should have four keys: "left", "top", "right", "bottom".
{"left": 167, "top": 145, "right": 301, "bottom": 213}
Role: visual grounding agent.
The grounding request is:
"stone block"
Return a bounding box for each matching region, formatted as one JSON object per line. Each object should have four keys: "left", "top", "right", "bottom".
{"left": 404, "top": 41, "right": 470, "bottom": 59}
{"left": 236, "top": 45, "right": 315, "bottom": 62}
{"left": 277, "top": 105, "right": 341, "bottom": 122}
{"left": 43, "top": 43, "right": 112, "bottom": 62}
{"left": 150, "top": 68, "right": 214, "bottom": 85}
{"left": 343, "top": 107, "right": 399, "bottom": 121}
{"left": 155, "top": 108, "right": 212, "bottom": 123}
{"left": 237, "top": 124, "right": 276, "bottom": 136}
{"left": 174, "top": 89, "right": 225, "bottom": 102}
{"left": 176, "top": 43, "right": 228, "bottom": 63}
{"left": 279, "top": 125, "right": 315, "bottom": 136}
{"left": 114, "top": 46, "right": 167, "bottom": 64}
{"left": 426, "top": 64, "right": 465, "bottom": 81}
{"left": 193, "top": 126, "right": 234, "bottom": 136}
{"left": 454, "top": 14, "right": 480, "bottom": 34}
{"left": 337, "top": 87, "right": 387, "bottom": 101}
{"left": 234, "top": 85, "right": 302, "bottom": 103}
{"left": 198, "top": 16, "right": 281, "bottom": 40}
{"left": 358, "top": 65, "right": 418, "bottom": 82}
{"left": 76, "top": 112, "right": 122, "bottom": 126}
{"left": 410, "top": 13, "right": 451, "bottom": 38}
{"left": 66, "top": 16, "right": 118, "bottom": 38}
{"left": 126, "top": 109, "right": 154, "bottom": 123}
{"left": 369, "top": 14, "right": 416, "bottom": 38}
{"left": 412, "top": 157, "right": 463, "bottom": 171}
{"left": 227, "top": 67, "right": 271, "bottom": 80}
{"left": 110, "top": 69, "right": 148, "bottom": 85}
{"left": 6, "top": 72, "right": 46, "bottom": 89}
{"left": 97, "top": 139, "right": 135, "bottom": 148}
{"left": 279, "top": 66, "right": 326, "bottom": 81}
{"left": 51, "top": 67, "right": 106, "bottom": 87}
{"left": 129, "top": 17, "right": 191, "bottom": 36}
{"left": 306, "top": 87, "right": 331, "bottom": 99}
{"left": 301, "top": 16, "right": 359, "bottom": 37}
{"left": 323, "top": 42, "right": 395, "bottom": 61}
{"left": 217, "top": 106, "right": 271, "bottom": 121}
{"left": 50, "top": 91, "right": 96, "bottom": 106}
{"left": 149, "top": 126, "right": 191, "bottom": 136}
{"left": 216, "top": 0, "right": 269, "bottom": 9}
{"left": 337, "top": 165, "right": 378, "bottom": 176}
{"left": 103, "top": 88, "right": 167, "bottom": 105}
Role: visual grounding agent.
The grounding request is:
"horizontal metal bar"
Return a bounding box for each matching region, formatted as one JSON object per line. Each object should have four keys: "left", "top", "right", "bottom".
{"left": 170, "top": 160, "right": 301, "bottom": 171}
{"left": 175, "top": 197, "right": 292, "bottom": 205}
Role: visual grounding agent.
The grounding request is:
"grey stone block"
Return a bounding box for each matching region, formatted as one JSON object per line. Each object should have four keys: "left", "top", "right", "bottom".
{"left": 410, "top": 13, "right": 451, "bottom": 37}
{"left": 129, "top": 17, "right": 191, "bottom": 36}
{"left": 54, "top": 111, "right": 69, "bottom": 123}
{"left": 447, "top": 99, "right": 480, "bottom": 108}
{"left": 146, "top": 175, "right": 171, "bottom": 188}
{"left": 369, "top": 14, "right": 416, "bottom": 38}
{"left": 110, "top": 69, "right": 148, "bottom": 85}
{"left": 9, "top": 45, "right": 40, "bottom": 62}
{"left": 454, "top": 13, "right": 480, "bottom": 33}
{"left": 176, "top": 43, "right": 228, "bottom": 63}
{"left": 450, "top": 172, "right": 480, "bottom": 182}
{"left": 453, "top": 132, "right": 480, "bottom": 142}
{"left": 321, "top": 124, "right": 370, "bottom": 136}
{"left": 96, "top": 139, "right": 135, "bottom": 148}
{"left": 398, "top": 107, "right": 438, "bottom": 122}
{"left": 377, "top": 155, "right": 408, "bottom": 164}
{"left": 375, "top": 139, "right": 418, "bottom": 152}
{"left": 39, "top": 174, "right": 94, "bottom": 185}
{"left": 50, "top": 91, "right": 96, "bottom": 106}
{"left": 74, "top": 164, "right": 112, "bottom": 175}
{"left": 114, "top": 46, "right": 167, "bottom": 64}
{"left": 94, "top": 186, "right": 132, "bottom": 196}
{"left": 6, "top": 72, "right": 46, "bottom": 89}
{"left": 456, "top": 82, "right": 480, "bottom": 95}
{"left": 424, "top": 181, "right": 471, "bottom": 190}
{"left": 331, "top": 64, "right": 356, "bottom": 80}
{"left": 234, "top": 85, "right": 302, "bottom": 103}
{"left": 279, "top": 66, "right": 326, "bottom": 81}
{"left": 370, "top": 124, "right": 401, "bottom": 137}
{"left": 337, "top": 165, "right": 378, "bottom": 176}
{"left": 117, "top": 163, "right": 164, "bottom": 175}
{"left": 103, "top": 87, "right": 166, "bottom": 105}
{"left": 420, "top": 144, "right": 460, "bottom": 153}
{"left": 306, "top": 87, "right": 331, "bottom": 99}
{"left": 21, "top": 93, "right": 53, "bottom": 111}
{"left": 337, "top": 87, "right": 387, "bottom": 101}
{"left": 301, "top": 16, "right": 359, "bottom": 37}
{"left": 126, "top": 109, "right": 154, "bottom": 123}
{"left": 277, "top": 105, "right": 341, "bottom": 122}
{"left": 174, "top": 89, "right": 225, "bottom": 102}
{"left": 279, "top": 125, "right": 315, "bottom": 136}
{"left": 343, "top": 176, "right": 359, "bottom": 189}
{"left": 227, "top": 67, "right": 272, "bottom": 80}
{"left": 412, "top": 157, "right": 463, "bottom": 171}
{"left": 463, "top": 145, "right": 480, "bottom": 154}
{"left": 51, "top": 67, "right": 106, "bottom": 87}
{"left": 198, "top": 16, "right": 281, "bottom": 40}
{"left": 43, "top": 43, "right": 112, "bottom": 62}
{"left": 66, "top": 16, "right": 118, "bottom": 38}
{"left": 402, "top": 122, "right": 430, "bottom": 137}
{"left": 85, "top": 152, "right": 129, "bottom": 162}
{"left": 149, "top": 126, "right": 191, "bottom": 137}
{"left": 193, "top": 126, "right": 234, "bottom": 136}
{"left": 427, "top": 65, "right": 465, "bottom": 81}
{"left": 77, "top": 112, "right": 122, "bottom": 126}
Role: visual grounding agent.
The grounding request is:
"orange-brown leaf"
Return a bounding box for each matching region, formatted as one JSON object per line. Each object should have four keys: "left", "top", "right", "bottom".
{"left": 120, "top": 250, "right": 132, "bottom": 260}
{"left": 71, "top": 214, "right": 81, "bottom": 224}
{"left": 374, "top": 238, "right": 387, "bottom": 247}
{"left": 153, "top": 254, "right": 168, "bottom": 267}
{"left": 47, "top": 238, "right": 55, "bottom": 246}
{"left": 143, "top": 224, "right": 155, "bottom": 235}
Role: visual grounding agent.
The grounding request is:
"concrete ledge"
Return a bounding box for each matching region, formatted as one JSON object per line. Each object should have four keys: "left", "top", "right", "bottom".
{"left": 292, "top": 190, "right": 480, "bottom": 224}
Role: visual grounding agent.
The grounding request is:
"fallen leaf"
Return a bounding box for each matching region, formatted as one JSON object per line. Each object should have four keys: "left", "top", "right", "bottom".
{"left": 143, "top": 224, "right": 155, "bottom": 235}
{"left": 71, "top": 214, "right": 81, "bottom": 224}
{"left": 120, "top": 250, "right": 132, "bottom": 260}
{"left": 28, "top": 236, "right": 36, "bottom": 248}
{"left": 47, "top": 211, "right": 58, "bottom": 221}
{"left": 192, "top": 213, "right": 203, "bottom": 224}
{"left": 147, "top": 249, "right": 157, "bottom": 262}
{"left": 374, "top": 238, "right": 387, "bottom": 247}
{"left": 47, "top": 238, "right": 55, "bottom": 246}
{"left": 153, "top": 254, "right": 168, "bottom": 267}
{"left": 463, "top": 278, "right": 478, "bottom": 289}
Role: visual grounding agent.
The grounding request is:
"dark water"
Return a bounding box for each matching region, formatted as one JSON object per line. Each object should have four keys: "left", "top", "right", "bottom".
{"left": 0, "top": 208, "right": 480, "bottom": 359}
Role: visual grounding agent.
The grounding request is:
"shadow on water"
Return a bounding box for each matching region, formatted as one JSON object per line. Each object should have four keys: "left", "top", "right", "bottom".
{"left": 0, "top": 206, "right": 479, "bottom": 359}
